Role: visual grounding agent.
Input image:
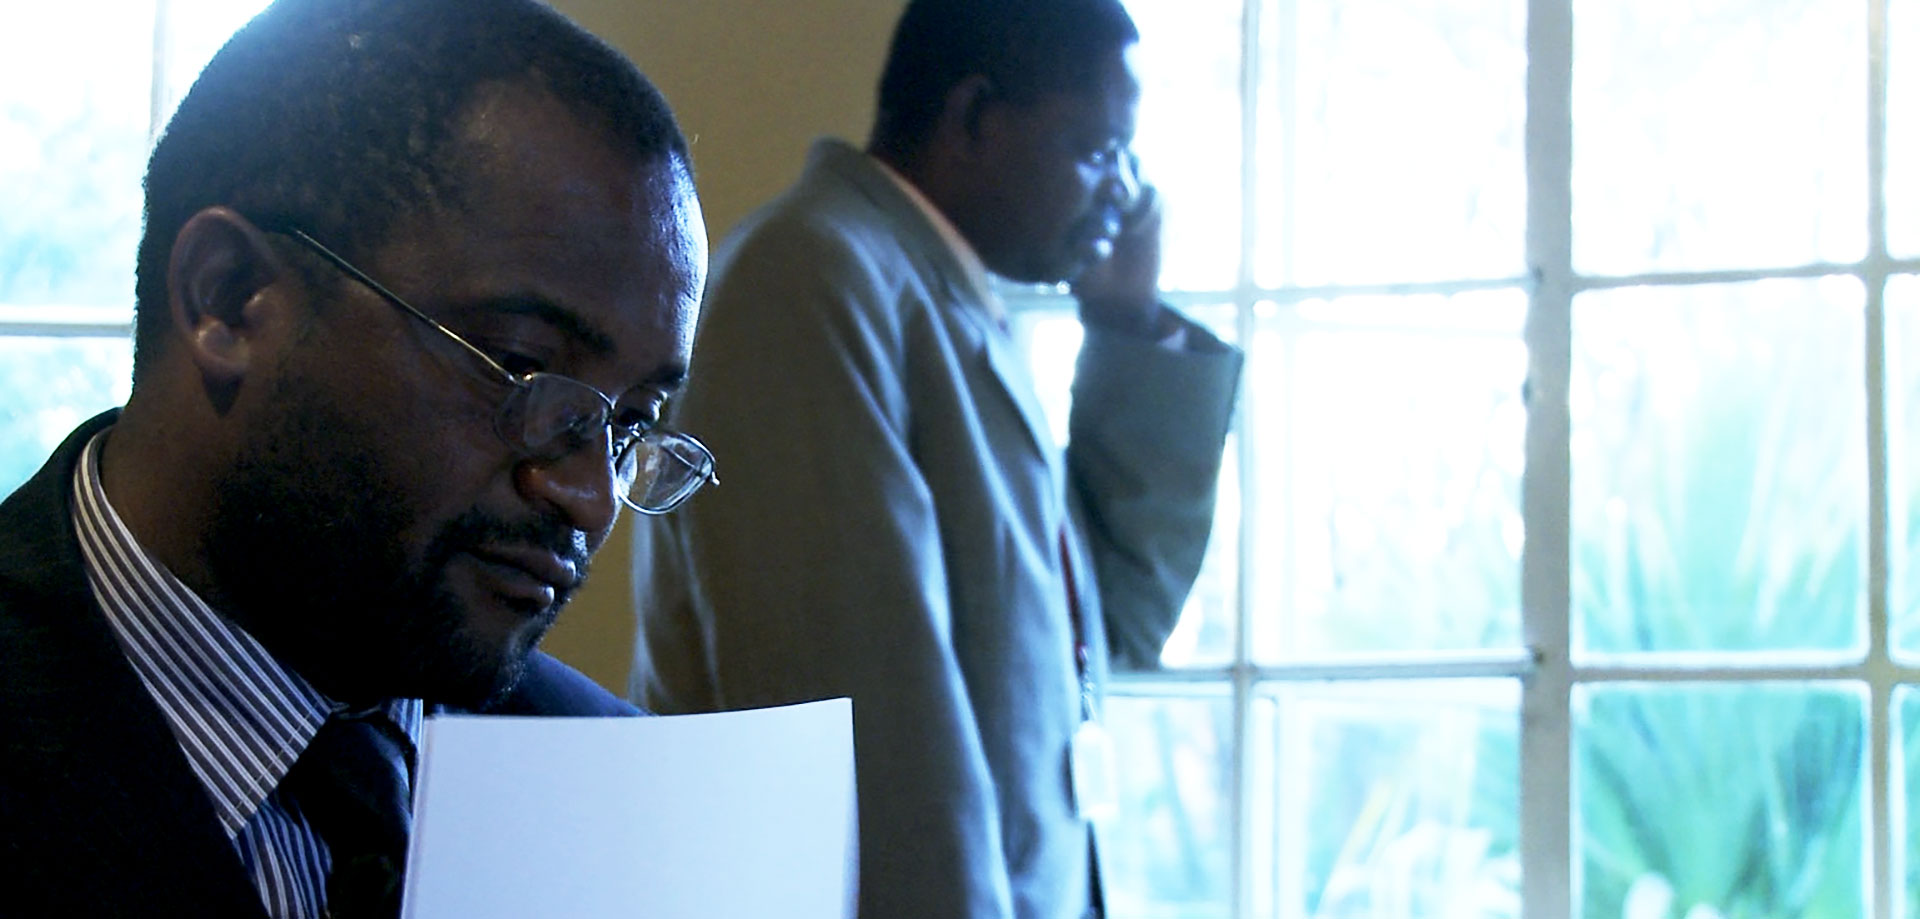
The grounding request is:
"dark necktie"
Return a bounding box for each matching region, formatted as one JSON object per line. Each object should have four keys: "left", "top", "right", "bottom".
{"left": 284, "top": 712, "right": 414, "bottom": 919}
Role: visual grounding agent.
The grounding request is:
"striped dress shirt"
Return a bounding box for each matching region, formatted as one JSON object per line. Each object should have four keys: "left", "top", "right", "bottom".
{"left": 70, "top": 429, "right": 423, "bottom": 919}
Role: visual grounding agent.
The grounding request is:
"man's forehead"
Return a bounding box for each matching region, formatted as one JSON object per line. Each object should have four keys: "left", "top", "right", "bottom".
{"left": 364, "top": 92, "right": 704, "bottom": 394}
{"left": 1039, "top": 47, "right": 1140, "bottom": 123}
{"left": 1052, "top": 88, "right": 1138, "bottom": 144}
{"left": 453, "top": 83, "right": 684, "bottom": 207}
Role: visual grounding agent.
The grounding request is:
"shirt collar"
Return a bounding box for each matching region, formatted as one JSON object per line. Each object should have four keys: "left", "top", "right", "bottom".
{"left": 71, "top": 429, "right": 422, "bottom": 838}
{"left": 869, "top": 153, "right": 1006, "bottom": 324}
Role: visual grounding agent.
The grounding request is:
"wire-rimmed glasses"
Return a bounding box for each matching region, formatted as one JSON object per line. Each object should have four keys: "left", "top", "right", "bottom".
{"left": 275, "top": 226, "right": 717, "bottom": 515}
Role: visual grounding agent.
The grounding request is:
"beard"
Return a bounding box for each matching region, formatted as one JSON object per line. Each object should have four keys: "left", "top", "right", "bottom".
{"left": 203, "top": 372, "right": 584, "bottom": 710}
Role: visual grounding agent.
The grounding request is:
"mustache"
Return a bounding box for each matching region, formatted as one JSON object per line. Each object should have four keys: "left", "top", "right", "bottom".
{"left": 436, "top": 509, "right": 592, "bottom": 572}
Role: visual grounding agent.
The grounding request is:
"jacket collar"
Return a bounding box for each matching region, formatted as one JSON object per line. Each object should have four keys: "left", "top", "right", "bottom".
{"left": 0, "top": 410, "right": 268, "bottom": 917}
{"left": 803, "top": 140, "right": 1063, "bottom": 463}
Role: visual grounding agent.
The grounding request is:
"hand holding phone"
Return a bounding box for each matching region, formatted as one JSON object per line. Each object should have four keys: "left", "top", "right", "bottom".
{"left": 1072, "top": 154, "right": 1166, "bottom": 338}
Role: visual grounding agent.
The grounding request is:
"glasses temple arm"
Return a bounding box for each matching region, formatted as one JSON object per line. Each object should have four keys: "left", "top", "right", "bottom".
{"left": 281, "top": 228, "right": 522, "bottom": 387}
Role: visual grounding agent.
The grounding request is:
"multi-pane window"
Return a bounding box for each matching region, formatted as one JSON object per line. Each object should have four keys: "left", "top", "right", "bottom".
{"left": 1013, "top": 0, "right": 1920, "bottom": 917}
{"left": 0, "top": 1, "right": 266, "bottom": 493}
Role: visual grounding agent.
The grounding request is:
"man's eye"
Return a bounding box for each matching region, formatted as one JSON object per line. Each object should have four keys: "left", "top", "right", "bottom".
{"left": 608, "top": 419, "right": 651, "bottom": 458}
{"left": 613, "top": 406, "right": 661, "bottom": 433}
{"left": 1081, "top": 138, "right": 1124, "bottom": 166}
{"left": 491, "top": 351, "right": 544, "bottom": 377}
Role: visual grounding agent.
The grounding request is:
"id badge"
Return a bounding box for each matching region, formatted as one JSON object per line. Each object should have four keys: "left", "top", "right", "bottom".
{"left": 1070, "top": 720, "right": 1119, "bottom": 822}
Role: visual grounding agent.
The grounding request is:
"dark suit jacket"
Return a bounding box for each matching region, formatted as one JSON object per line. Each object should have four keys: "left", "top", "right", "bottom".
{"left": 0, "top": 411, "right": 634, "bottom": 917}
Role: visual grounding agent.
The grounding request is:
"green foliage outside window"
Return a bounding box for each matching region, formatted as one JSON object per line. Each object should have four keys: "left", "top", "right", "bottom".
{"left": 1570, "top": 281, "right": 1869, "bottom": 919}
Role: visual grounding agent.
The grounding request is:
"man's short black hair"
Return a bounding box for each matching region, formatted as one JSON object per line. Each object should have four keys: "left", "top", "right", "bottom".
{"left": 873, "top": 0, "right": 1139, "bottom": 151}
{"left": 133, "top": 0, "right": 688, "bottom": 380}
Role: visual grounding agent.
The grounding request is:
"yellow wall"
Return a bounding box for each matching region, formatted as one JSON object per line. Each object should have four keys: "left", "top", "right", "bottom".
{"left": 558, "top": 0, "right": 906, "bottom": 237}
{"left": 535, "top": 1, "right": 907, "bottom": 694}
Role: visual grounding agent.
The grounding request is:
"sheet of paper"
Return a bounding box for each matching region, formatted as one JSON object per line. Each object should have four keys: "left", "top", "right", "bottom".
{"left": 402, "top": 698, "right": 856, "bottom": 919}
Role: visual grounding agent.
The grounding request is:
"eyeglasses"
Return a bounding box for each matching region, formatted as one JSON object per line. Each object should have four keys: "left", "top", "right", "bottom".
{"left": 276, "top": 227, "right": 717, "bottom": 515}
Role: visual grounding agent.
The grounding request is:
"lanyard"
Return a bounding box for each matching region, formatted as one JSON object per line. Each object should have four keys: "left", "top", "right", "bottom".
{"left": 1059, "top": 528, "right": 1097, "bottom": 723}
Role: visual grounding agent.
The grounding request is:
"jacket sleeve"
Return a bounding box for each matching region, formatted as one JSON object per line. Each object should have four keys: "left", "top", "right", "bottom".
{"left": 1066, "top": 315, "right": 1243, "bottom": 670}
{"left": 638, "top": 219, "right": 1018, "bottom": 919}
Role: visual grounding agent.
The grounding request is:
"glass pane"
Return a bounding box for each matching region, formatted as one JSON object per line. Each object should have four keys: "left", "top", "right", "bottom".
{"left": 157, "top": 0, "right": 274, "bottom": 124}
{"left": 1571, "top": 279, "right": 1865, "bottom": 657}
{"left": 1255, "top": 680, "right": 1519, "bottom": 919}
{"left": 1124, "top": 0, "right": 1243, "bottom": 292}
{"left": 1576, "top": 683, "right": 1864, "bottom": 919}
{"left": 1888, "top": 0, "right": 1920, "bottom": 258}
{"left": 1015, "top": 310, "right": 1084, "bottom": 449}
{"left": 1256, "top": 0, "right": 1526, "bottom": 288}
{"left": 1160, "top": 433, "right": 1240, "bottom": 669}
{"left": 1899, "top": 685, "right": 1920, "bottom": 919}
{"left": 1016, "top": 305, "right": 1243, "bottom": 668}
{"left": 0, "top": 336, "right": 134, "bottom": 494}
{"left": 1250, "top": 292, "right": 1526, "bottom": 661}
{"left": 1898, "top": 281, "right": 1920, "bottom": 658}
{"left": 1105, "top": 693, "right": 1233, "bottom": 919}
{"left": 0, "top": 2, "right": 156, "bottom": 309}
{"left": 1572, "top": 0, "right": 1865, "bottom": 275}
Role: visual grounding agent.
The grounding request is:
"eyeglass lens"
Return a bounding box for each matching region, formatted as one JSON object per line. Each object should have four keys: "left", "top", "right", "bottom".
{"left": 495, "top": 375, "right": 708, "bottom": 511}
{"left": 628, "top": 437, "right": 713, "bottom": 510}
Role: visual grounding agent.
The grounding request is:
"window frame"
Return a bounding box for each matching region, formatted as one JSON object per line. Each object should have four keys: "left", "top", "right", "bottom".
{"left": 1001, "top": 0, "right": 1920, "bottom": 917}
{"left": 0, "top": 0, "right": 226, "bottom": 360}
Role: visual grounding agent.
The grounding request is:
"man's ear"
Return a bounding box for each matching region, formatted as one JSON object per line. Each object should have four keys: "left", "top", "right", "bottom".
{"left": 937, "top": 73, "right": 998, "bottom": 148}
{"left": 166, "top": 207, "right": 289, "bottom": 385}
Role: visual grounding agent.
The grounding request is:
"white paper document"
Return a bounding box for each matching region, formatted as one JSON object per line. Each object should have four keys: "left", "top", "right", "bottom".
{"left": 402, "top": 698, "right": 856, "bottom": 919}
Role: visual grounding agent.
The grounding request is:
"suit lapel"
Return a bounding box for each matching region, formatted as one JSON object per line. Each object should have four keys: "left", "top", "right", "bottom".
{"left": 813, "top": 141, "right": 1063, "bottom": 465}
{"left": 968, "top": 296, "right": 1065, "bottom": 465}
{"left": 0, "top": 412, "right": 268, "bottom": 917}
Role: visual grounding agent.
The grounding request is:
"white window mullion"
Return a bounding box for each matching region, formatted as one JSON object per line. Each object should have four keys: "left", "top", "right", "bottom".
{"left": 1232, "top": 0, "right": 1272, "bottom": 917}
{"left": 1867, "top": 1, "right": 1895, "bottom": 917}
{"left": 1521, "top": 0, "right": 1575, "bottom": 917}
{"left": 150, "top": 0, "right": 172, "bottom": 143}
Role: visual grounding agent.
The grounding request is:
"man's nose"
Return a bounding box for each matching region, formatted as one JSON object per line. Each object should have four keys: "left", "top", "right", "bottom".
{"left": 1103, "top": 149, "right": 1142, "bottom": 213}
{"left": 513, "top": 437, "right": 621, "bottom": 538}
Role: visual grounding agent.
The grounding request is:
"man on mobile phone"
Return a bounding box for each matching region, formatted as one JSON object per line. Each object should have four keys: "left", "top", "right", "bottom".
{"left": 631, "top": 2, "right": 1241, "bottom": 917}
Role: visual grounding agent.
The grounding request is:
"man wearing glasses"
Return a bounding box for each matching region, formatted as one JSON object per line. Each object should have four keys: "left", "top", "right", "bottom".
{"left": 0, "top": 1, "right": 709, "bottom": 916}
{"left": 632, "top": 1, "right": 1242, "bottom": 918}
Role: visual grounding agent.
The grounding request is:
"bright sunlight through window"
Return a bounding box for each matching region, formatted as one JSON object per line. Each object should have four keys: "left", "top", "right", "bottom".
{"left": 0, "top": 0, "right": 268, "bottom": 493}
{"left": 1007, "top": 1, "right": 1920, "bottom": 918}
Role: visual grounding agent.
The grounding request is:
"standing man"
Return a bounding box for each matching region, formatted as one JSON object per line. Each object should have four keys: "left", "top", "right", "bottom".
{"left": 0, "top": 0, "right": 713, "bottom": 915}
{"left": 631, "top": 1, "right": 1242, "bottom": 917}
